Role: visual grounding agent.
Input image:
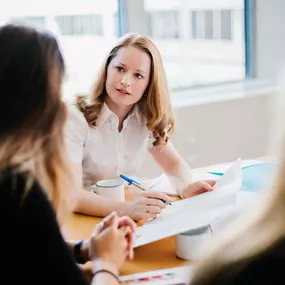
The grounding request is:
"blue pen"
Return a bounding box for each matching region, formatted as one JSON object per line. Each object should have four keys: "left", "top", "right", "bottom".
{"left": 119, "top": 174, "right": 172, "bottom": 205}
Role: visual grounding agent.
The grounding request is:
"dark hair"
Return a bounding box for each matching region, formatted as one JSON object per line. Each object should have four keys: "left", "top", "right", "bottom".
{"left": 0, "top": 24, "right": 65, "bottom": 140}
{"left": 0, "top": 24, "right": 70, "bottom": 217}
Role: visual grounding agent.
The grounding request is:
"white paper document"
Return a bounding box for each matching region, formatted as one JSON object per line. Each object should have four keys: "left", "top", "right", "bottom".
{"left": 210, "top": 189, "right": 259, "bottom": 233}
{"left": 141, "top": 173, "right": 178, "bottom": 195}
{"left": 141, "top": 170, "right": 218, "bottom": 196}
{"left": 141, "top": 158, "right": 257, "bottom": 196}
{"left": 202, "top": 159, "right": 264, "bottom": 174}
{"left": 135, "top": 159, "right": 242, "bottom": 248}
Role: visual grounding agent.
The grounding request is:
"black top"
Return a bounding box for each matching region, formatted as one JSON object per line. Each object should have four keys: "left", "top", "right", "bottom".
{"left": 0, "top": 166, "right": 88, "bottom": 285}
{"left": 192, "top": 239, "right": 285, "bottom": 285}
{"left": 231, "top": 239, "right": 285, "bottom": 285}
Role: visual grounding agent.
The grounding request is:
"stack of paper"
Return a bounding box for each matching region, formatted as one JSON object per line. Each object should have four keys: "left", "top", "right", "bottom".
{"left": 141, "top": 159, "right": 265, "bottom": 196}
{"left": 135, "top": 159, "right": 242, "bottom": 248}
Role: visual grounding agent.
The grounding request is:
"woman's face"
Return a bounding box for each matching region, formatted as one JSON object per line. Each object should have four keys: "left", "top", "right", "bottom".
{"left": 105, "top": 46, "right": 151, "bottom": 108}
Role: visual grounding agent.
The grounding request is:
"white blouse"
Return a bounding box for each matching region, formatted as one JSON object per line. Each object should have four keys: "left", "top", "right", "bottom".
{"left": 65, "top": 104, "right": 154, "bottom": 190}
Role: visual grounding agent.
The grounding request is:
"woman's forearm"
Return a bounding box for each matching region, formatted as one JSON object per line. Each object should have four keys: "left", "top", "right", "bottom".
{"left": 71, "top": 187, "right": 127, "bottom": 217}
{"left": 69, "top": 164, "right": 126, "bottom": 217}
{"left": 164, "top": 161, "right": 193, "bottom": 195}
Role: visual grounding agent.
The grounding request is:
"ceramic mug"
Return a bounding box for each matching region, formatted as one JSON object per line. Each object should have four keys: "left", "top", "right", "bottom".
{"left": 175, "top": 225, "right": 212, "bottom": 261}
{"left": 92, "top": 179, "right": 125, "bottom": 202}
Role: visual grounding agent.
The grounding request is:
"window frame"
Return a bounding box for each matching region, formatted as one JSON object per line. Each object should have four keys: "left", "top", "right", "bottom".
{"left": 118, "top": 0, "right": 254, "bottom": 91}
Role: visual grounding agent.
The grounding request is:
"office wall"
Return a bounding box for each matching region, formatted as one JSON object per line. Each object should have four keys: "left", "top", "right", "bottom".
{"left": 139, "top": 92, "right": 274, "bottom": 177}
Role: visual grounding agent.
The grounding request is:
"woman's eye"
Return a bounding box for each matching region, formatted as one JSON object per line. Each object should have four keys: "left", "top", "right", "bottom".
{"left": 135, "top": 73, "right": 143, "bottom": 79}
{"left": 116, "top": 66, "right": 124, "bottom": 72}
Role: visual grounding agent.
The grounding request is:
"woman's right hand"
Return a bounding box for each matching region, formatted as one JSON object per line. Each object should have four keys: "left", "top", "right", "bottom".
{"left": 118, "top": 191, "right": 172, "bottom": 224}
{"left": 89, "top": 212, "right": 133, "bottom": 272}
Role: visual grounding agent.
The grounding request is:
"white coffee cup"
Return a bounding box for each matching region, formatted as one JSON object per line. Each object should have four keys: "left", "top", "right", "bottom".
{"left": 92, "top": 179, "right": 125, "bottom": 202}
{"left": 175, "top": 225, "right": 212, "bottom": 261}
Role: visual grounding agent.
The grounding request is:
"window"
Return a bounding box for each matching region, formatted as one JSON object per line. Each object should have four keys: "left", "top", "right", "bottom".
{"left": 9, "top": 16, "right": 46, "bottom": 30}
{"left": 0, "top": 0, "right": 246, "bottom": 96}
{"left": 113, "top": 12, "right": 119, "bottom": 37}
{"left": 205, "top": 11, "right": 214, "bottom": 40}
{"left": 221, "top": 10, "right": 232, "bottom": 40}
{"left": 144, "top": 0, "right": 244, "bottom": 90}
{"left": 191, "top": 10, "right": 232, "bottom": 41}
{"left": 55, "top": 15, "right": 103, "bottom": 36}
{"left": 0, "top": 0, "right": 118, "bottom": 98}
{"left": 147, "top": 11, "right": 179, "bottom": 39}
{"left": 192, "top": 11, "right": 197, "bottom": 39}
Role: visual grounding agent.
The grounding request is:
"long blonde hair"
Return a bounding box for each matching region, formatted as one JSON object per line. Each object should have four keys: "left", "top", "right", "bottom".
{"left": 191, "top": 105, "right": 285, "bottom": 283}
{"left": 76, "top": 33, "right": 174, "bottom": 146}
{"left": 0, "top": 24, "right": 71, "bottom": 221}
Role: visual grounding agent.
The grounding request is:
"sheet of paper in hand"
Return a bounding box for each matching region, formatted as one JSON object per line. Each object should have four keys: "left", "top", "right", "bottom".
{"left": 135, "top": 159, "right": 242, "bottom": 248}
{"left": 141, "top": 170, "right": 219, "bottom": 196}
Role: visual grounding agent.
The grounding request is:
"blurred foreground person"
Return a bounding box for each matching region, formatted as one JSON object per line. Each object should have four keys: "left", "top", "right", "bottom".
{"left": 0, "top": 24, "right": 135, "bottom": 285}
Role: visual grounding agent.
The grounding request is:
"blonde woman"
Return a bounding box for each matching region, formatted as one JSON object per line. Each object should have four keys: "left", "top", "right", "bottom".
{"left": 0, "top": 24, "right": 135, "bottom": 285}
{"left": 66, "top": 33, "right": 216, "bottom": 221}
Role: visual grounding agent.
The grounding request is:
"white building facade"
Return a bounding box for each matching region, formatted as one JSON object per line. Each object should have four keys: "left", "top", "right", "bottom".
{"left": 0, "top": 0, "right": 245, "bottom": 96}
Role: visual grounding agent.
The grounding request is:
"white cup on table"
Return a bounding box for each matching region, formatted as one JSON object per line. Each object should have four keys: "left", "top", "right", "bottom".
{"left": 175, "top": 225, "right": 213, "bottom": 261}
{"left": 91, "top": 179, "right": 125, "bottom": 202}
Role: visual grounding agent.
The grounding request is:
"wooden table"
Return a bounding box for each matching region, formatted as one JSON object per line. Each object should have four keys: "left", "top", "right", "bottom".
{"left": 62, "top": 158, "right": 268, "bottom": 276}
{"left": 62, "top": 187, "right": 192, "bottom": 276}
